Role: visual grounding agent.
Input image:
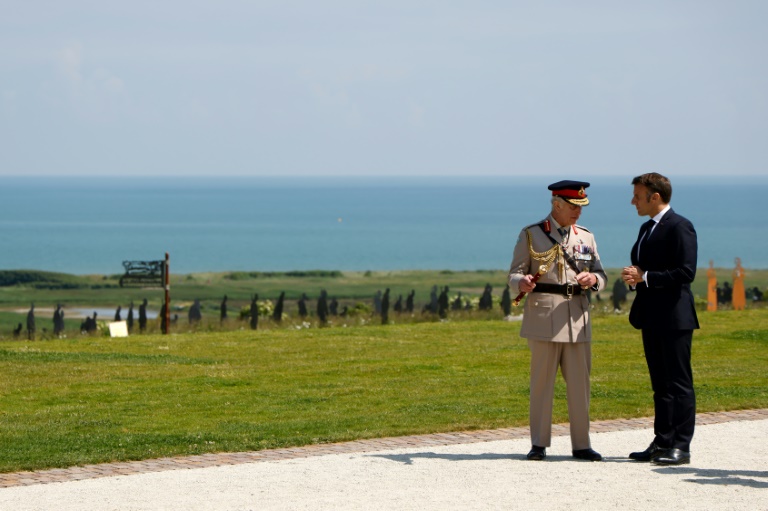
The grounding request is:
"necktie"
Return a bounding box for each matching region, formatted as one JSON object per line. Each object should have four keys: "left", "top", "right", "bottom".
{"left": 642, "top": 219, "right": 656, "bottom": 241}
{"left": 636, "top": 219, "right": 655, "bottom": 259}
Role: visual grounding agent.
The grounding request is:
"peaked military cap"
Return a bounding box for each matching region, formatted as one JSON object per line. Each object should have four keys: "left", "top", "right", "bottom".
{"left": 548, "top": 180, "right": 590, "bottom": 206}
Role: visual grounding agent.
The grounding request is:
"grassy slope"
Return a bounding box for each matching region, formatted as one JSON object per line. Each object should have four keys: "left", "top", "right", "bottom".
{"left": 0, "top": 309, "right": 765, "bottom": 473}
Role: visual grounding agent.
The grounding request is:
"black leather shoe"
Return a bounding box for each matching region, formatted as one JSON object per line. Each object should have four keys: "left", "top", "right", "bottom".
{"left": 527, "top": 446, "right": 546, "bottom": 461}
{"left": 629, "top": 442, "right": 665, "bottom": 462}
{"left": 572, "top": 448, "right": 602, "bottom": 461}
{"left": 652, "top": 448, "right": 690, "bottom": 465}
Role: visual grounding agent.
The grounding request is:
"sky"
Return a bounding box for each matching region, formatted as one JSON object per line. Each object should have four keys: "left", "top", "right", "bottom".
{"left": 1, "top": 1, "right": 766, "bottom": 177}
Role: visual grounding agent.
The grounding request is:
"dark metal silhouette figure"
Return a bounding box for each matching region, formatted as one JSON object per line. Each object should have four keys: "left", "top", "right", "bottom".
{"left": 452, "top": 292, "right": 463, "bottom": 311}
{"left": 317, "top": 290, "right": 329, "bottom": 326}
{"left": 406, "top": 290, "right": 415, "bottom": 313}
{"left": 298, "top": 293, "right": 308, "bottom": 318}
{"left": 479, "top": 284, "right": 493, "bottom": 311}
{"left": 429, "top": 286, "right": 438, "bottom": 314}
{"left": 394, "top": 294, "right": 403, "bottom": 313}
{"left": 381, "top": 288, "right": 390, "bottom": 325}
{"left": 438, "top": 286, "right": 449, "bottom": 319}
{"left": 81, "top": 312, "right": 98, "bottom": 334}
{"left": 250, "top": 294, "right": 259, "bottom": 330}
{"left": 26, "top": 303, "right": 35, "bottom": 340}
{"left": 500, "top": 287, "right": 512, "bottom": 316}
{"left": 220, "top": 295, "right": 228, "bottom": 323}
{"left": 127, "top": 302, "right": 134, "bottom": 332}
{"left": 114, "top": 305, "right": 122, "bottom": 322}
{"left": 189, "top": 299, "right": 202, "bottom": 324}
{"left": 139, "top": 299, "right": 148, "bottom": 332}
{"left": 53, "top": 304, "right": 65, "bottom": 336}
{"left": 273, "top": 292, "right": 285, "bottom": 322}
{"left": 329, "top": 297, "right": 339, "bottom": 316}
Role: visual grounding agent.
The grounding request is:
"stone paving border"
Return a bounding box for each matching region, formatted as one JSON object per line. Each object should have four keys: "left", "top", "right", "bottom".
{"left": 2, "top": 408, "right": 766, "bottom": 488}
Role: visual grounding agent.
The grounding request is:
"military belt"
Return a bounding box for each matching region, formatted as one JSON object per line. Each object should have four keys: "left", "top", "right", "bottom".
{"left": 531, "top": 283, "right": 583, "bottom": 297}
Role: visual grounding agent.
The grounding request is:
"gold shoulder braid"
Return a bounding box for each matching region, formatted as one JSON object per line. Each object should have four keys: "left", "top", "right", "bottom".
{"left": 526, "top": 229, "right": 563, "bottom": 280}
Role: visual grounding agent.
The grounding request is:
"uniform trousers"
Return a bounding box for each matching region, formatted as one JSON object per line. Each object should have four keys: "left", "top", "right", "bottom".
{"left": 528, "top": 339, "right": 592, "bottom": 450}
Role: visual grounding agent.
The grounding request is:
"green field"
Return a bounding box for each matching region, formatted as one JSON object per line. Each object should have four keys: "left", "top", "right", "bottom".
{"left": 0, "top": 307, "right": 766, "bottom": 474}
{"left": 1, "top": 267, "right": 766, "bottom": 336}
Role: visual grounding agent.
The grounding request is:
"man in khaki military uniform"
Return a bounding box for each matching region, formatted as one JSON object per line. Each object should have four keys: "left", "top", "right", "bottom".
{"left": 508, "top": 180, "right": 607, "bottom": 462}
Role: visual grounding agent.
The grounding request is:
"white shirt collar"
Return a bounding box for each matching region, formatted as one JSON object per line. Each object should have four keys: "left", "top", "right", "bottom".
{"left": 651, "top": 205, "right": 671, "bottom": 224}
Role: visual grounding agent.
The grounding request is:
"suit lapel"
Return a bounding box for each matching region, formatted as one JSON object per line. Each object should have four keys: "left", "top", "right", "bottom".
{"left": 649, "top": 208, "right": 675, "bottom": 242}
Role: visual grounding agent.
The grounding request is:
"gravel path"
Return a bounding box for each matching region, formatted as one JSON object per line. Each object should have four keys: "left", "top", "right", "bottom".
{"left": 1, "top": 417, "right": 766, "bottom": 510}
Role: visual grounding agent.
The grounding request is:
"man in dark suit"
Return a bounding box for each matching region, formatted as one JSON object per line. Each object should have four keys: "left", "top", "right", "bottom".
{"left": 622, "top": 172, "right": 699, "bottom": 466}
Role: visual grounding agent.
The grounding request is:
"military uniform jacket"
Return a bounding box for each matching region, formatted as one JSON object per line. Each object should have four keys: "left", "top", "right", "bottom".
{"left": 508, "top": 215, "right": 607, "bottom": 343}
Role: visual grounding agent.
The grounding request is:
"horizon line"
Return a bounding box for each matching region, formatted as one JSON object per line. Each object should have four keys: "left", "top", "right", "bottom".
{"left": 3, "top": 173, "right": 767, "bottom": 179}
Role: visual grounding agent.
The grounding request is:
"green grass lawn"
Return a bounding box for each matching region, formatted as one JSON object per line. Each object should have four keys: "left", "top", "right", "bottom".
{"left": 0, "top": 308, "right": 765, "bottom": 474}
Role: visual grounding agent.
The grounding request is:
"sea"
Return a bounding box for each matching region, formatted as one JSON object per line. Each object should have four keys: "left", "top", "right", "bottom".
{"left": 0, "top": 175, "right": 764, "bottom": 275}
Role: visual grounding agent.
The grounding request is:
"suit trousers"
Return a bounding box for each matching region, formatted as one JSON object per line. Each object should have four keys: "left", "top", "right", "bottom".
{"left": 641, "top": 328, "right": 695, "bottom": 451}
{"left": 528, "top": 340, "right": 592, "bottom": 450}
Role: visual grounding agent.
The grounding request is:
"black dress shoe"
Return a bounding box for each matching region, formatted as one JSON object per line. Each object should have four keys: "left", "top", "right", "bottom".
{"left": 572, "top": 448, "right": 602, "bottom": 461}
{"left": 652, "top": 448, "right": 690, "bottom": 465}
{"left": 629, "top": 442, "right": 665, "bottom": 462}
{"left": 527, "top": 446, "right": 546, "bottom": 461}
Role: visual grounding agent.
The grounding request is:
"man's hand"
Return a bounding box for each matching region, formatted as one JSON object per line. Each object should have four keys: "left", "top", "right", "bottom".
{"left": 622, "top": 265, "right": 644, "bottom": 286}
{"left": 519, "top": 274, "right": 536, "bottom": 293}
{"left": 576, "top": 271, "right": 596, "bottom": 289}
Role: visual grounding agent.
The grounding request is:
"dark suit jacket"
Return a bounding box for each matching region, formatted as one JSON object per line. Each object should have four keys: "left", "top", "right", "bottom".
{"left": 629, "top": 208, "right": 700, "bottom": 331}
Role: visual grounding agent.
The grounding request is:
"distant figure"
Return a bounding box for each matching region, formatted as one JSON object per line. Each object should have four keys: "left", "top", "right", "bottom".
{"left": 13, "top": 323, "right": 22, "bottom": 338}
{"left": 381, "top": 288, "right": 390, "bottom": 325}
{"left": 220, "top": 295, "right": 228, "bottom": 323}
{"left": 81, "top": 312, "right": 98, "bottom": 334}
{"left": 437, "top": 286, "right": 449, "bottom": 319}
{"left": 189, "top": 299, "right": 202, "bottom": 324}
{"left": 373, "top": 291, "right": 382, "bottom": 314}
{"left": 706, "top": 260, "right": 717, "bottom": 311}
{"left": 26, "top": 303, "right": 35, "bottom": 340}
{"left": 500, "top": 287, "right": 511, "bottom": 316}
{"left": 405, "top": 290, "right": 415, "bottom": 313}
{"left": 429, "top": 286, "right": 438, "bottom": 314}
{"left": 250, "top": 294, "right": 259, "bottom": 330}
{"left": 452, "top": 292, "right": 463, "bottom": 311}
{"left": 53, "top": 304, "right": 65, "bottom": 336}
{"left": 329, "top": 297, "right": 339, "bottom": 316}
{"left": 273, "top": 292, "right": 285, "bottom": 322}
{"left": 612, "top": 279, "right": 628, "bottom": 312}
{"left": 114, "top": 305, "right": 122, "bottom": 322}
{"left": 127, "top": 302, "right": 134, "bottom": 332}
{"left": 317, "top": 290, "right": 329, "bottom": 326}
{"left": 393, "top": 294, "right": 403, "bottom": 313}
{"left": 479, "top": 284, "right": 493, "bottom": 311}
{"left": 732, "top": 257, "right": 746, "bottom": 311}
{"left": 298, "top": 293, "right": 308, "bottom": 318}
{"left": 139, "top": 299, "right": 148, "bottom": 332}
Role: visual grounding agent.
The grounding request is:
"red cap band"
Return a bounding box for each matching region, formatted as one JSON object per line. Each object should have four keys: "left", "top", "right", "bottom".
{"left": 552, "top": 187, "right": 586, "bottom": 199}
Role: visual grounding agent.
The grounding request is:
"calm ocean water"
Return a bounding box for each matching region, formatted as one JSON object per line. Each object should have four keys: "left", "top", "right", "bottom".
{"left": 0, "top": 176, "right": 764, "bottom": 274}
